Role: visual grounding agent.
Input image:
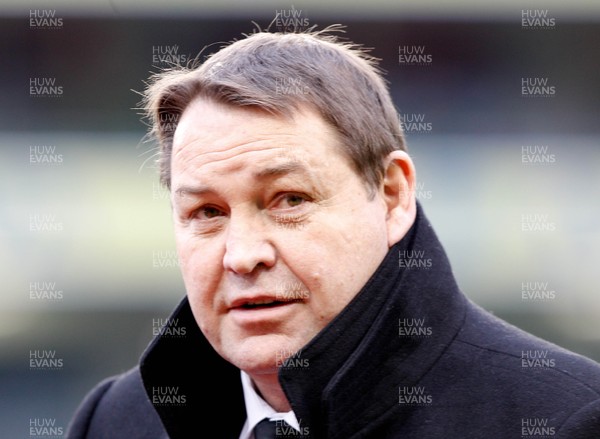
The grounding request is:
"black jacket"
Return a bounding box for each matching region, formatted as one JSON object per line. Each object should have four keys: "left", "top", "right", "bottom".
{"left": 67, "top": 206, "right": 600, "bottom": 438}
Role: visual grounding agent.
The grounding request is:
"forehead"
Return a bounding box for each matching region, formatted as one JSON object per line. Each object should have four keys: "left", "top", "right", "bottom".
{"left": 174, "top": 97, "right": 327, "bottom": 144}
{"left": 171, "top": 97, "right": 341, "bottom": 178}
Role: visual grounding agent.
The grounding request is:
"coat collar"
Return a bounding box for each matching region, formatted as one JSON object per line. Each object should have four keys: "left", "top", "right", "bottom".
{"left": 278, "top": 203, "right": 467, "bottom": 438}
{"left": 140, "top": 203, "right": 466, "bottom": 439}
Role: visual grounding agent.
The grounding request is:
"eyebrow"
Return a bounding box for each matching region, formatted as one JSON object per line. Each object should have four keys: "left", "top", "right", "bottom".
{"left": 173, "top": 161, "right": 309, "bottom": 198}
{"left": 173, "top": 185, "right": 212, "bottom": 198}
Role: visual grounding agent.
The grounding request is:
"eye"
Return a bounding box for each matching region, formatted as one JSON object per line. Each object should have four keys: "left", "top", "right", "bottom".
{"left": 272, "top": 193, "right": 311, "bottom": 211}
{"left": 283, "top": 194, "right": 306, "bottom": 207}
{"left": 196, "top": 206, "right": 226, "bottom": 219}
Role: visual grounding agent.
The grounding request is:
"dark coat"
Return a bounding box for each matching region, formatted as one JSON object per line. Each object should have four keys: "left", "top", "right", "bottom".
{"left": 66, "top": 206, "right": 600, "bottom": 438}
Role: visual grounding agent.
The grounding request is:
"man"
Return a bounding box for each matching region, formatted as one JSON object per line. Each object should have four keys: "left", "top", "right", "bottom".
{"left": 67, "top": 29, "right": 600, "bottom": 438}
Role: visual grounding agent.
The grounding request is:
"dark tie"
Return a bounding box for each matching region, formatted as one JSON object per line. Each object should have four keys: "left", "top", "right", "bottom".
{"left": 253, "top": 418, "right": 298, "bottom": 439}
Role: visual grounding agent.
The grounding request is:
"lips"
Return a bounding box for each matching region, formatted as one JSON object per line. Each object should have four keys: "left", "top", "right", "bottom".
{"left": 240, "top": 300, "right": 282, "bottom": 309}
{"left": 227, "top": 294, "right": 301, "bottom": 326}
{"left": 230, "top": 296, "right": 303, "bottom": 310}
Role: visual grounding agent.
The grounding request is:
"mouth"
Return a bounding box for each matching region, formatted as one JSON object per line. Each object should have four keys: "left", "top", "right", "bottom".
{"left": 237, "top": 298, "right": 303, "bottom": 310}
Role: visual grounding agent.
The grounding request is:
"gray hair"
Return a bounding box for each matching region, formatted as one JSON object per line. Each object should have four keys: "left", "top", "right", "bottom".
{"left": 142, "top": 28, "right": 406, "bottom": 193}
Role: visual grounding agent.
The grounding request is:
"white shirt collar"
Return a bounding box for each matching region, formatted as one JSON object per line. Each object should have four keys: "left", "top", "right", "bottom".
{"left": 238, "top": 370, "right": 301, "bottom": 439}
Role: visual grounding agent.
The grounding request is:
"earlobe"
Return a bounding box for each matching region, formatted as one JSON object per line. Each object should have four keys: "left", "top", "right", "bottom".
{"left": 381, "top": 151, "right": 417, "bottom": 247}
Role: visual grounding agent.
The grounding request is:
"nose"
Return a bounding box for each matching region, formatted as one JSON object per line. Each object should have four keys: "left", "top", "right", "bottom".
{"left": 222, "top": 211, "right": 276, "bottom": 274}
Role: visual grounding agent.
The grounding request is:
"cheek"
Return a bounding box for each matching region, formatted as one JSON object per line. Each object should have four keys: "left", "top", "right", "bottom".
{"left": 291, "top": 203, "right": 387, "bottom": 310}
{"left": 175, "top": 234, "right": 224, "bottom": 312}
{"left": 178, "top": 243, "right": 225, "bottom": 343}
{"left": 276, "top": 227, "right": 350, "bottom": 314}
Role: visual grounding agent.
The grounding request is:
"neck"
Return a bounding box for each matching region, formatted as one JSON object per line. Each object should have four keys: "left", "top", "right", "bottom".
{"left": 250, "top": 372, "right": 292, "bottom": 412}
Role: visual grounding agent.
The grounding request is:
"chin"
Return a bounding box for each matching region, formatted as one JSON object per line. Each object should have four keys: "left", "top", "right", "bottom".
{"left": 237, "top": 359, "right": 279, "bottom": 377}
{"left": 224, "top": 334, "right": 289, "bottom": 376}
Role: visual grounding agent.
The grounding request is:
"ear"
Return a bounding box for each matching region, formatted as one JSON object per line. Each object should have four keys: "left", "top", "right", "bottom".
{"left": 380, "top": 150, "right": 417, "bottom": 247}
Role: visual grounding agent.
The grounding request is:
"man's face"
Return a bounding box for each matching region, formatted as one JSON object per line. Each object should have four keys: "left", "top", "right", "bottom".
{"left": 170, "top": 98, "right": 390, "bottom": 376}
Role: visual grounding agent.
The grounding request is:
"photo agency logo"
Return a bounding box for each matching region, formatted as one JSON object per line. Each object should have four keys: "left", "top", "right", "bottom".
{"left": 29, "top": 350, "right": 63, "bottom": 371}
{"left": 521, "top": 418, "right": 556, "bottom": 437}
{"left": 152, "top": 181, "right": 170, "bottom": 201}
{"left": 399, "top": 113, "right": 433, "bottom": 134}
{"left": 399, "top": 181, "right": 432, "bottom": 203}
{"left": 398, "top": 386, "right": 433, "bottom": 406}
{"left": 398, "top": 250, "right": 433, "bottom": 269}
{"left": 152, "top": 45, "right": 189, "bottom": 68}
{"left": 29, "top": 9, "right": 63, "bottom": 29}
{"left": 29, "top": 213, "right": 63, "bottom": 233}
{"left": 275, "top": 419, "right": 310, "bottom": 437}
{"left": 398, "top": 45, "right": 432, "bottom": 66}
{"left": 273, "top": 7, "right": 310, "bottom": 33}
{"left": 275, "top": 280, "right": 310, "bottom": 301}
{"left": 521, "top": 77, "right": 555, "bottom": 98}
{"left": 29, "top": 77, "right": 63, "bottom": 98}
{"left": 521, "top": 350, "right": 555, "bottom": 369}
{"left": 521, "top": 9, "right": 556, "bottom": 30}
{"left": 521, "top": 213, "right": 556, "bottom": 232}
{"left": 152, "top": 249, "right": 179, "bottom": 268}
{"left": 275, "top": 348, "right": 310, "bottom": 369}
{"left": 275, "top": 77, "right": 310, "bottom": 95}
{"left": 521, "top": 145, "right": 556, "bottom": 165}
{"left": 29, "top": 281, "right": 63, "bottom": 301}
{"left": 413, "top": 181, "right": 433, "bottom": 200}
{"left": 398, "top": 317, "right": 433, "bottom": 338}
{"left": 29, "top": 145, "right": 63, "bottom": 165}
{"left": 521, "top": 281, "right": 556, "bottom": 301}
{"left": 152, "top": 317, "right": 187, "bottom": 338}
{"left": 29, "top": 418, "right": 64, "bottom": 438}
{"left": 274, "top": 212, "right": 307, "bottom": 230}
{"left": 151, "top": 386, "right": 187, "bottom": 406}
{"left": 159, "top": 112, "right": 179, "bottom": 135}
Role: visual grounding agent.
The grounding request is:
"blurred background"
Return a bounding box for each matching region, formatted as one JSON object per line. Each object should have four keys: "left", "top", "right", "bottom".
{"left": 1, "top": 0, "right": 599, "bottom": 437}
